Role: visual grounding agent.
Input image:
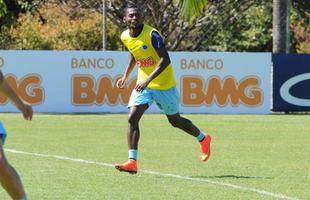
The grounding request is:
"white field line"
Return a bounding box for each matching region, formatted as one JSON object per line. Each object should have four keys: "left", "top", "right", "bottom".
{"left": 5, "top": 148, "right": 300, "bottom": 200}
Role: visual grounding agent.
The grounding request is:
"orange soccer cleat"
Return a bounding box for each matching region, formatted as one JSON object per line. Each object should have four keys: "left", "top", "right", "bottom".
{"left": 199, "top": 134, "right": 212, "bottom": 162}
{"left": 115, "top": 159, "right": 138, "bottom": 174}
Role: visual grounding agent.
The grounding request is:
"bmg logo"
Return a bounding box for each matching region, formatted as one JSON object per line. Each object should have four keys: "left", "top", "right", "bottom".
{"left": 0, "top": 74, "right": 44, "bottom": 105}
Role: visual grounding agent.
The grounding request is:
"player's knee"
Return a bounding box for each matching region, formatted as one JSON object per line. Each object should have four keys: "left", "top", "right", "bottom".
{"left": 128, "top": 116, "right": 138, "bottom": 127}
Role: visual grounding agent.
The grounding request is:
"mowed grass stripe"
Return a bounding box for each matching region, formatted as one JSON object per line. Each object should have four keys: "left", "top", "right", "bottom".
{"left": 5, "top": 148, "right": 301, "bottom": 200}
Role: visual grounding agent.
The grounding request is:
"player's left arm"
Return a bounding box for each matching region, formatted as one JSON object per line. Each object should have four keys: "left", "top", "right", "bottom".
{"left": 135, "top": 31, "right": 170, "bottom": 92}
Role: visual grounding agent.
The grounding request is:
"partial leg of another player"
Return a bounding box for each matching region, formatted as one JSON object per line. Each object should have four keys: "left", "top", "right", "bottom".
{"left": 0, "top": 138, "right": 28, "bottom": 200}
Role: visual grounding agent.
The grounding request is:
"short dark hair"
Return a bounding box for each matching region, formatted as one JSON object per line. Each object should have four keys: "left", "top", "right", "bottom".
{"left": 123, "top": 1, "right": 139, "bottom": 15}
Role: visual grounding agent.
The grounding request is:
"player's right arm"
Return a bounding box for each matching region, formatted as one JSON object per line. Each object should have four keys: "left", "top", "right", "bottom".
{"left": 0, "top": 71, "right": 33, "bottom": 120}
{"left": 117, "top": 53, "right": 136, "bottom": 89}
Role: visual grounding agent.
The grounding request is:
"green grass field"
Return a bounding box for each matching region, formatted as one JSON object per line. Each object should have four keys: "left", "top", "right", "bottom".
{"left": 0, "top": 113, "right": 309, "bottom": 200}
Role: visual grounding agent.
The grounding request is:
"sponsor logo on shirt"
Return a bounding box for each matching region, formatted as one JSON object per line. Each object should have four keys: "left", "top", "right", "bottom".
{"left": 136, "top": 57, "right": 156, "bottom": 68}
{"left": 142, "top": 45, "right": 148, "bottom": 50}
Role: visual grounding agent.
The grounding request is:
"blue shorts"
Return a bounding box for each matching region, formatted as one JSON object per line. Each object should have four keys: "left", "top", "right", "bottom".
{"left": 128, "top": 86, "right": 180, "bottom": 115}
{"left": 0, "top": 121, "right": 7, "bottom": 145}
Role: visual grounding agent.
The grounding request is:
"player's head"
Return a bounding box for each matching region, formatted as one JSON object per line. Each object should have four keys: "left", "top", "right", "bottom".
{"left": 123, "top": 2, "right": 143, "bottom": 29}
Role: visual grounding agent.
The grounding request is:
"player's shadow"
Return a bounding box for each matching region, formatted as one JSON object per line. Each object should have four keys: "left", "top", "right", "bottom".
{"left": 191, "top": 175, "right": 273, "bottom": 179}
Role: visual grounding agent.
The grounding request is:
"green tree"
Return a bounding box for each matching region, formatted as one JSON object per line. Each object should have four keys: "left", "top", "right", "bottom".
{"left": 9, "top": 2, "right": 103, "bottom": 50}
{"left": 196, "top": 1, "right": 272, "bottom": 52}
{"left": 47, "top": 0, "right": 275, "bottom": 52}
{"left": 291, "top": 0, "right": 310, "bottom": 53}
{"left": 0, "top": 0, "right": 15, "bottom": 26}
{"left": 178, "top": 0, "right": 208, "bottom": 22}
{"left": 3, "top": 0, "right": 308, "bottom": 52}
{"left": 1, "top": 0, "right": 39, "bottom": 20}
{"left": 292, "top": 0, "right": 310, "bottom": 22}
{"left": 0, "top": 0, "right": 6, "bottom": 17}
{"left": 0, "top": 0, "right": 41, "bottom": 49}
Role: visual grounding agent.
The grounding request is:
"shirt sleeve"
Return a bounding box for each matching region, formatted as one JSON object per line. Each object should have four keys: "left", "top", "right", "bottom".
{"left": 151, "top": 31, "right": 164, "bottom": 49}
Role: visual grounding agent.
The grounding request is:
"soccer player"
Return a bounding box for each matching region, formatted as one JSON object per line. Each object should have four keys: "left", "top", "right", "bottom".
{"left": 0, "top": 70, "right": 32, "bottom": 200}
{"left": 115, "top": 3, "right": 212, "bottom": 174}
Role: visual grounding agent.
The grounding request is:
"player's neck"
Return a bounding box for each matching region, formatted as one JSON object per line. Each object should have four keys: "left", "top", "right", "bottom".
{"left": 129, "top": 24, "right": 144, "bottom": 38}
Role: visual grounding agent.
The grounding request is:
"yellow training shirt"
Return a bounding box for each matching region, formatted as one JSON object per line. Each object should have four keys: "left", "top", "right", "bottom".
{"left": 121, "top": 24, "right": 176, "bottom": 90}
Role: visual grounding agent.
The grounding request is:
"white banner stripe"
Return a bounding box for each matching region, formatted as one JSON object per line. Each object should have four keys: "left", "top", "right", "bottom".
{"left": 5, "top": 148, "right": 300, "bottom": 200}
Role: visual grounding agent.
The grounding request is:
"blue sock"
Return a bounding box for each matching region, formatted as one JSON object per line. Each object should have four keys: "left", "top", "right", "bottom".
{"left": 128, "top": 149, "right": 138, "bottom": 160}
{"left": 20, "top": 196, "right": 28, "bottom": 200}
{"left": 196, "top": 132, "right": 205, "bottom": 142}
